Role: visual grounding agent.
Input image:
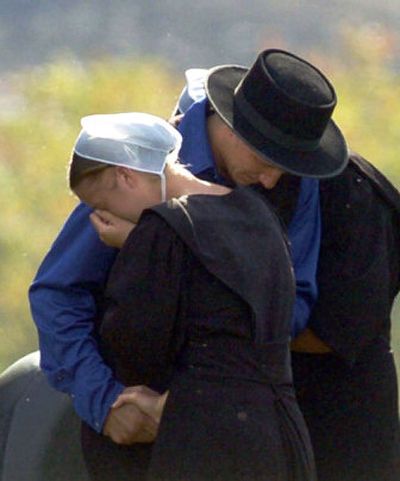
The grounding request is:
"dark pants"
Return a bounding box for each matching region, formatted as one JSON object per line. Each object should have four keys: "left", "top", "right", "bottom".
{"left": 292, "top": 344, "right": 400, "bottom": 481}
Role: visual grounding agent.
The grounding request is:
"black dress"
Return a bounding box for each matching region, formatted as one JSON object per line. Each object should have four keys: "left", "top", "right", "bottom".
{"left": 81, "top": 185, "right": 316, "bottom": 481}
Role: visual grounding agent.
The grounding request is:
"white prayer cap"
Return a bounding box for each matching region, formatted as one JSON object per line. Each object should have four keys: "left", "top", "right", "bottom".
{"left": 73, "top": 112, "right": 182, "bottom": 175}
{"left": 175, "top": 68, "right": 208, "bottom": 114}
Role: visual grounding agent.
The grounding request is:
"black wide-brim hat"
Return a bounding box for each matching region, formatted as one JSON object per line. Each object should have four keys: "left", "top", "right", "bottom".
{"left": 205, "top": 49, "right": 349, "bottom": 178}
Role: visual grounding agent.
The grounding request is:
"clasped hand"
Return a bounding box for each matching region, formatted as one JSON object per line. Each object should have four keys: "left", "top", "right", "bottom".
{"left": 103, "top": 385, "right": 168, "bottom": 445}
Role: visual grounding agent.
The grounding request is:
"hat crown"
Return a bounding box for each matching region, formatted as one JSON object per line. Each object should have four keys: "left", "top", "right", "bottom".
{"left": 237, "top": 50, "right": 337, "bottom": 145}
{"left": 265, "top": 52, "right": 335, "bottom": 106}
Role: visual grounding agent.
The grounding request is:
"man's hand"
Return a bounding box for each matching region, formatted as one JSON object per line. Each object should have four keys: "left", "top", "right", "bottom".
{"left": 290, "top": 328, "right": 332, "bottom": 353}
{"left": 90, "top": 210, "right": 135, "bottom": 248}
{"left": 103, "top": 397, "right": 158, "bottom": 445}
{"left": 168, "top": 113, "right": 184, "bottom": 128}
{"left": 112, "top": 385, "right": 169, "bottom": 425}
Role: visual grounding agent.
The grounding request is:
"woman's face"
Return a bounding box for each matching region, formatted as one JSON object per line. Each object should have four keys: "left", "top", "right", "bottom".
{"left": 74, "top": 166, "right": 162, "bottom": 223}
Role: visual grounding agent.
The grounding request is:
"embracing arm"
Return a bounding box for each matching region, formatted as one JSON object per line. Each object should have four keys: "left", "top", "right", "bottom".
{"left": 29, "top": 202, "right": 124, "bottom": 432}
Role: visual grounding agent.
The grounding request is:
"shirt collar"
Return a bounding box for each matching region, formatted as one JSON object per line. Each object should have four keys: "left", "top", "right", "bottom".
{"left": 177, "top": 97, "right": 216, "bottom": 175}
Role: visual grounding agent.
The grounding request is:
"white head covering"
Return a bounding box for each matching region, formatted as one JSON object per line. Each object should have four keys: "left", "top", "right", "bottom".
{"left": 73, "top": 112, "right": 182, "bottom": 201}
{"left": 175, "top": 68, "right": 208, "bottom": 114}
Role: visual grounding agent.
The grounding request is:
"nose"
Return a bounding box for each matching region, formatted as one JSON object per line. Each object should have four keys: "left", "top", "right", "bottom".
{"left": 258, "top": 168, "right": 284, "bottom": 190}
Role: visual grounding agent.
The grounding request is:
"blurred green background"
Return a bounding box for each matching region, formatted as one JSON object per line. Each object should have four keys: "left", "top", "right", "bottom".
{"left": 0, "top": 28, "right": 399, "bottom": 373}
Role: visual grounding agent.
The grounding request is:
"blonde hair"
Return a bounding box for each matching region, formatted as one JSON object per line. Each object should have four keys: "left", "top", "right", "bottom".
{"left": 68, "top": 152, "right": 111, "bottom": 190}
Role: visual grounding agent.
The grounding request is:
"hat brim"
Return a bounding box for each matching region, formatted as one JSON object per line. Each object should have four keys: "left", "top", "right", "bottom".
{"left": 205, "top": 65, "right": 349, "bottom": 179}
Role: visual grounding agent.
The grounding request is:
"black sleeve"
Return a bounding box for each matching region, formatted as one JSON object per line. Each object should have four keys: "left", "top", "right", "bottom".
{"left": 309, "top": 160, "right": 398, "bottom": 363}
{"left": 99, "top": 211, "right": 188, "bottom": 388}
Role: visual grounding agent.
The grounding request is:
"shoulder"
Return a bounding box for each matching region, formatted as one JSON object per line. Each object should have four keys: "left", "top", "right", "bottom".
{"left": 125, "top": 210, "right": 181, "bottom": 246}
{"left": 114, "top": 210, "right": 187, "bottom": 271}
{"left": 105, "top": 210, "right": 190, "bottom": 302}
{"left": 320, "top": 151, "right": 400, "bottom": 210}
{"left": 349, "top": 152, "right": 400, "bottom": 212}
{"left": 152, "top": 186, "right": 287, "bottom": 249}
{"left": 317, "top": 152, "right": 399, "bottom": 270}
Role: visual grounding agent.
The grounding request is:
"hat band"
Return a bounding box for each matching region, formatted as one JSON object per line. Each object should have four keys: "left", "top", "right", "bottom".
{"left": 234, "top": 88, "right": 320, "bottom": 151}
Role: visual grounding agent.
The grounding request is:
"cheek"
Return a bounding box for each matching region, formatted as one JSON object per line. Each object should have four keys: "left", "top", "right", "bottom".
{"left": 123, "top": 190, "right": 154, "bottom": 217}
{"left": 140, "top": 181, "right": 162, "bottom": 205}
{"left": 73, "top": 182, "right": 97, "bottom": 207}
{"left": 104, "top": 192, "right": 130, "bottom": 218}
{"left": 228, "top": 153, "right": 262, "bottom": 179}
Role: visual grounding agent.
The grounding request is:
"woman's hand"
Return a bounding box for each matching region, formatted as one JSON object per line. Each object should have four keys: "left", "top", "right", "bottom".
{"left": 103, "top": 399, "right": 158, "bottom": 445}
{"left": 90, "top": 209, "right": 135, "bottom": 248}
{"left": 112, "top": 385, "right": 169, "bottom": 426}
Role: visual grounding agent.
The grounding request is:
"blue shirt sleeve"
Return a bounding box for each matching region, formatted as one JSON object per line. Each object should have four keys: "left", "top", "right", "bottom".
{"left": 288, "top": 178, "right": 321, "bottom": 338}
{"left": 29, "top": 202, "right": 124, "bottom": 432}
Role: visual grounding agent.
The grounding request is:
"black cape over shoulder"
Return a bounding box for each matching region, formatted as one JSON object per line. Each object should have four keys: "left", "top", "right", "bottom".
{"left": 151, "top": 184, "right": 295, "bottom": 345}
{"left": 82, "top": 185, "right": 316, "bottom": 481}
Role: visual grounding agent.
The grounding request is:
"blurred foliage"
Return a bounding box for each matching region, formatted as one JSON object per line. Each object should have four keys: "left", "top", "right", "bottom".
{"left": 0, "top": 28, "right": 399, "bottom": 373}
{"left": 332, "top": 24, "right": 400, "bottom": 187}
{"left": 327, "top": 26, "right": 400, "bottom": 368}
{"left": 0, "top": 56, "right": 181, "bottom": 371}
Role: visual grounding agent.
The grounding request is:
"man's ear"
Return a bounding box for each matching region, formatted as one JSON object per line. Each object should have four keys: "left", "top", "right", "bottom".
{"left": 115, "top": 166, "right": 137, "bottom": 188}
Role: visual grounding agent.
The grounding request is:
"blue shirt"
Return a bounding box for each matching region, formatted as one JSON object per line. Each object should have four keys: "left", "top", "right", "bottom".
{"left": 29, "top": 98, "right": 321, "bottom": 432}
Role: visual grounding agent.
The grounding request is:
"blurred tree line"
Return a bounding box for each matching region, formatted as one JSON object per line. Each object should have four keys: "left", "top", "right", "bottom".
{"left": 0, "top": 57, "right": 181, "bottom": 371}
{"left": 0, "top": 31, "right": 399, "bottom": 373}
